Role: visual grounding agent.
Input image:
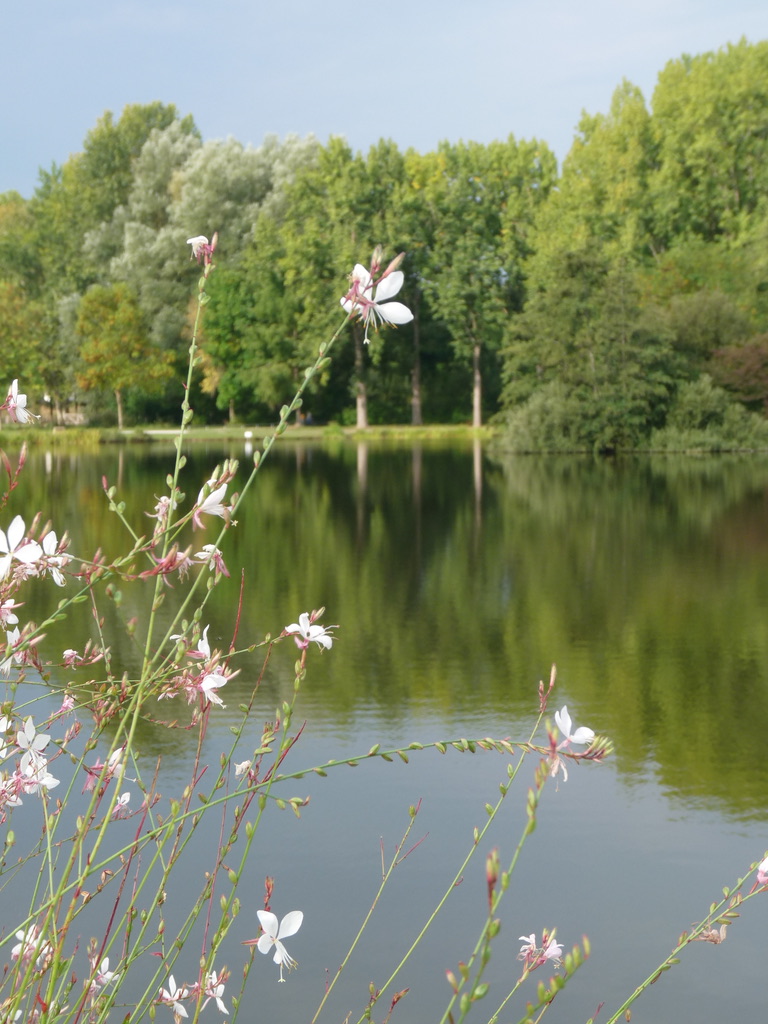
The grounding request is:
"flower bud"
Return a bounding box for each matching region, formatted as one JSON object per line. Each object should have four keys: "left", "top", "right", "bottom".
{"left": 370, "top": 244, "right": 384, "bottom": 274}
{"left": 383, "top": 251, "right": 405, "bottom": 276}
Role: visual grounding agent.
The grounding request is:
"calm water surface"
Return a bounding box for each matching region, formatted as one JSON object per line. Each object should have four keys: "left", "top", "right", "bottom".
{"left": 8, "top": 441, "right": 768, "bottom": 1024}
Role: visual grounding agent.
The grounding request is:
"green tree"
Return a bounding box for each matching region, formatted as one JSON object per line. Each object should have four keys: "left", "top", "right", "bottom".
{"left": 205, "top": 138, "right": 409, "bottom": 426}
{"left": 202, "top": 215, "right": 306, "bottom": 421}
{"left": 502, "top": 255, "right": 677, "bottom": 450}
{"left": 560, "top": 80, "right": 656, "bottom": 258}
{"left": 649, "top": 39, "right": 768, "bottom": 245}
{"left": 418, "top": 138, "right": 556, "bottom": 426}
{"left": 30, "top": 103, "right": 198, "bottom": 294}
{"left": 76, "top": 283, "right": 173, "bottom": 428}
{"left": 0, "top": 191, "right": 44, "bottom": 294}
{"left": 0, "top": 282, "right": 45, "bottom": 391}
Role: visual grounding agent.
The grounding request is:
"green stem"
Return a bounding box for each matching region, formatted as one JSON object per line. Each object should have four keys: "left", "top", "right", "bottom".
{"left": 311, "top": 806, "right": 422, "bottom": 1024}
{"left": 355, "top": 713, "right": 548, "bottom": 1024}
{"left": 604, "top": 869, "right": 760, "bottom": 1024}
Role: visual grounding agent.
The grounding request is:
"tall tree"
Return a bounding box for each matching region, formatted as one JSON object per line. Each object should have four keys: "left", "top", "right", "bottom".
{"left": 501, "top": 250, "right": 678, "bottom": 450}
{"left": 76, "top": 283, "right": 173, "bottom": 428}
{"left": 30, "top": 103, "right": 198, "bottom": 295}
{"left": 558, "top": 80, "right": 656, "bottom": 258}
{"left": 204, "top": 138, "right": 409, "bottom": 426}
{"left": 649, "top": 40, "right": 768, "bottom": 246}
{"left": 419, "top": 137, "right": 556, "bottom": 426}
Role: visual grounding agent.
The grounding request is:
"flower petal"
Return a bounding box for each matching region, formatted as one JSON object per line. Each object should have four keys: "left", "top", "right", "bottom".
{"left": 351, "top": 265, "right": 372, "bottom": 290}
{"left": 257, "top": 910, "right": 278, "bottom": 939}
{"left": 569, "top": 726, "right": 595, "bottom": 745}
{"left": 277, "top": 910, "right": 303, "bottom": 939}
{"left": 15, "top": 541, "right": 42, "bottom": 565}
{"left": 376, "top": 301, "right": 414, "bottom": 326}
{"left": 6, "top": 516, "right": 25, "bottom": 551}
{"left": 554, "top": 706, "right": 572, "bottom": 737}
{"left": 374, "top": 270, "right": 405, "bottom": 302}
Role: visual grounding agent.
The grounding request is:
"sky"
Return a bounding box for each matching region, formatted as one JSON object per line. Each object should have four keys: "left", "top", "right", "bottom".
{"left": 4, "top": 0, "right": 767, "bottom": 198}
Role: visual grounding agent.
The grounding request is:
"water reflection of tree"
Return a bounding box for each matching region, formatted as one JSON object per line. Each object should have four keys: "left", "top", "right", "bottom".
{"left": 490, "top": 453, "right": 768, "bottom": 818}
{"left": 15, "top": 445, "right": 768, "bottom": 818}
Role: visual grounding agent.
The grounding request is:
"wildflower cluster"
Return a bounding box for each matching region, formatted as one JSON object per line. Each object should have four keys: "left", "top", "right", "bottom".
{"left": 158, "top": 967, "right": 230, "bottom": 1018}
{"left": 0, "top": 510, "right": 72, "bottom": 694}
{"left": 0, "top": 501, "right": 73, "bottom": 817}
{"left": 518, "top": 930, "right": 564, "bottom": 971}
{"left": 0, "top": 233, "right": 356, "bottom": 1018}
{"left": 161, "top": 624, "right": 236, "bottom": 709}
{"left": 139, "top": 465, "right": 236, "bottom": 583}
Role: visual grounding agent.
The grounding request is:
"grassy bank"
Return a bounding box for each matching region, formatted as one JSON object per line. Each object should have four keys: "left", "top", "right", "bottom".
{"left": 0, "top": 422, "right": 497, "bottom": 450}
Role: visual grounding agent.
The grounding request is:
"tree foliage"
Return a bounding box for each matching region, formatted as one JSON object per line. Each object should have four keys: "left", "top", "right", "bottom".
{"left": 1, "top": 41, "right": 768, "bottom": 444}
{"left": 76, "top": 283, "right": 174, "bottom": 427}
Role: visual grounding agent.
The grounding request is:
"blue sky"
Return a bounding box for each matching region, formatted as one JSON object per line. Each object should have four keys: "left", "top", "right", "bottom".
{"left": 4, "top": 0, "right": 766, "bottom": 197}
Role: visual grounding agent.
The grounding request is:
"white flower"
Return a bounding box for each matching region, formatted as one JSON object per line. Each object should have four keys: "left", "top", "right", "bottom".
{"left": 41, "top": 531, "right": 69, "bottom": 586}
{"left": 554, "top": 706, "right": 595, "bottom": 747}
{"left": 517, "top": 931, "right": 563, "bottom": 969}
{"left": 255, "top": 909, "right": 303, "bottom": 981}
{"left": 159, "top": 975, "right": 188, "bottom": 1017}
{"left": 757, "top": 855, "right": 768, "bottom": 885}
{"left": 341, "top": 263, "right": 413, "bottom": 343}
{"left": 202, "top": 970, "right": 229, "bottom": 1014}
{"left": 234, "top": 760, "right": 251, "bottom": 777}
{"left": 285, "top": 612, "right": 335, "bottom": 651}
{"left": 6, "top": 380, "right": 39, "bottom": 424}
{"left": 200, "top": 670, "right": 228, "bottom": 707}
{"left": 186, "top": 235, "right": 209, "bottom": 258}
{"left": 196, "top": 625, "right": 211, "bottom": 659}
{"left": 0, "top": 516, "right": 42, "bottom": 582}
{"left": 1, "top": 626, "right": 21, "bottom": 678}
{"left": 16, "top": 717, "right": 49, "bottom": 772}
{"left": 193, "top": 481, "right": 229, "bottom": 529}
{"left": 92, "top": 956, "right": 120, "bottom": 989}
{"left": 111, "top": 792, "right": 131, "bottom": 819}
{"left": 0, "top": 599, "right": 20, "bottom": 626}
{"left": 0, "top": 777, "right": 23, "bottom": 809}
{"left": 194, "top": 544, "right": 230, "bottom": 576}
{"left": 19, "top": 758, "right": 60, "bottom": 795}
{"left": 12, "top": 925, "right": 51, "bottom": 968}
{"left": 107, "top": 748, "right": 123, "bottom": 771}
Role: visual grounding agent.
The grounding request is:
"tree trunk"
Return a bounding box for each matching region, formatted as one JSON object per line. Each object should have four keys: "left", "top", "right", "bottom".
{"left": 356, "top": 383, "right": 368, "bottom": 429}
{"left": 472, "top": 340, "right": 482, "bottom": 428}
{"left": 411, "top": 289, "right": 423, "bottom": 425}
{"left": 115, "top": 388, "right": 124, "bottom": 430}
{"left": 354, "top": 328, "right": 368, "bottom": 430}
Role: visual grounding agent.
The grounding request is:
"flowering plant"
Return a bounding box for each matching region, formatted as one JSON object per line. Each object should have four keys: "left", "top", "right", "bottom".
{"left": 0, "top": 236, "right": 763, "bottom": 1024}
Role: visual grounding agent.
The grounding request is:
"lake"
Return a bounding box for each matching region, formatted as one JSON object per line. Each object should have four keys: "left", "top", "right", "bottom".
{"left": 6, "top": 439, "right": 768, "bottom": 1024}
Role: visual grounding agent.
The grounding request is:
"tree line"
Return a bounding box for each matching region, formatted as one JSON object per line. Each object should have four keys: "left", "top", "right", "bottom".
{"left": 2, "top": 39, "right": 768, "bottom": 448}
